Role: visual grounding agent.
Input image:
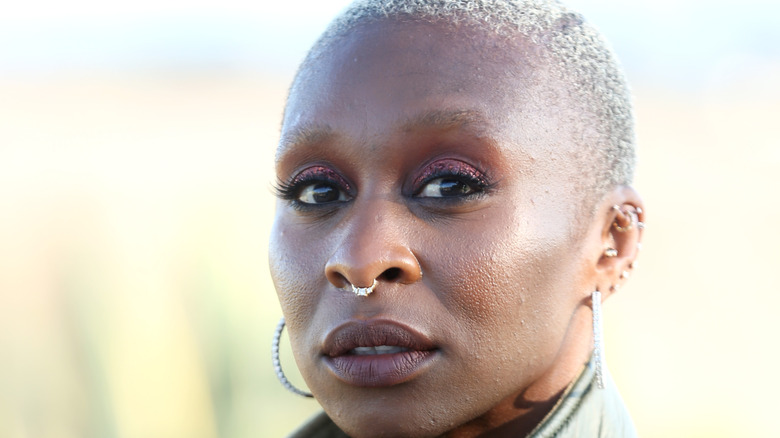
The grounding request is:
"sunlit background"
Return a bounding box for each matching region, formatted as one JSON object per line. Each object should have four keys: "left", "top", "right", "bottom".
{"left": 1, "top": 0, "right": 778, "bottom": 437}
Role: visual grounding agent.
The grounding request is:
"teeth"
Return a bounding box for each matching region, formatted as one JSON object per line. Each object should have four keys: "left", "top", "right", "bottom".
{"left": 350, "top": 345, "right": 409, "bottom": 355}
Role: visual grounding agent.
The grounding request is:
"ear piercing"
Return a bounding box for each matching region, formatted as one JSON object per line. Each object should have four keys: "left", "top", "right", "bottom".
{"left": 611, "top": 205, "right": 644, "bottom": 233}
{"left": 607, "top": 205, "right": 642, "bottom": 290}
{"left": 635, "top": 207, "right": 645, "bottom": 229}
{"left": 591, "top": 290, "right": 605, "bottom": 389}
{"left": 611, "top": 205, "right": 634, "bottom": 232}
{"left": 351, "top": 279, "right": 378, "bottom": 297}
{"left": 272, "top": 317, "right": 314, "bottom": 398}
{"left": 609, "top": 262, "right": 636, "bottom": 291}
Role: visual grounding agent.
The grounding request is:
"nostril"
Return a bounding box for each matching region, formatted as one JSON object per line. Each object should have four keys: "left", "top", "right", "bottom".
{"left": 327, "top": 271, "right": 350, "bottom": 289}
{"left": 381, "top": 267, "right": 402, "bottom": 282}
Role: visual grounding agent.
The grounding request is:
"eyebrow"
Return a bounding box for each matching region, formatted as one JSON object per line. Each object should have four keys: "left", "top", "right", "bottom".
{"left": 277, "top": 108, "right": 491, "bottom": 159}
{"left": 278, "top": 123, "right": 335, "bottom": 151}
{"left": 400, "top": 109, "right": 491, "bottom": 133}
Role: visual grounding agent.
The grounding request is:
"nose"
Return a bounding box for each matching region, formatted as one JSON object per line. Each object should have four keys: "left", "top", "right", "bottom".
{"left": 324, "top": 206, "right": 422, "bottom": 291}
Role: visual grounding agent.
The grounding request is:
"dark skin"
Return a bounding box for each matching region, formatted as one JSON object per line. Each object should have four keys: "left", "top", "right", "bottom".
{"left": 270, "top": 20, "right": 643, "bottom": 438}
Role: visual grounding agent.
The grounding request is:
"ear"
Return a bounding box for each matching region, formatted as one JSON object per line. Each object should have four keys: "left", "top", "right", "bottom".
{"left": 591, "top": 186, "right": 644, "bottom": 300}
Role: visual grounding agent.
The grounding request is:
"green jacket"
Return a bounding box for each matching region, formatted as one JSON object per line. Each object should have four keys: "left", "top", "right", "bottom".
{"left": 289, "top": 358, "right": 637, "bottom": 437}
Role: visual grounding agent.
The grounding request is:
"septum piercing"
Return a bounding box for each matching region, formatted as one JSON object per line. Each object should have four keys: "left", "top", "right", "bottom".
{"left": 351, "top": 279, "right": 378, "bottom": 297}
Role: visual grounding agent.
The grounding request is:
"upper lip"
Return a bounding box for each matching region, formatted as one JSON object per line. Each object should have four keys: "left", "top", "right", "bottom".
{"left": 322, "top": 319, "right": 437, "bottom": 357}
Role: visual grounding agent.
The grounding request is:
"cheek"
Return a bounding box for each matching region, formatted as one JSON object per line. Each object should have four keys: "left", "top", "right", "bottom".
{"left": 437, "top": 235, "right": 562, "bottom": 330}
{"left": 268, "top": 212, "right": 325, "bottom": 332}
{"left": 428, "top": 207, "right": 580, "bottom": 374}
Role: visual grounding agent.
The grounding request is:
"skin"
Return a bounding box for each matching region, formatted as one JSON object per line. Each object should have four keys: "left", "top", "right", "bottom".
{"left": 270, "top": 20, "right": 643, "bottom": 438}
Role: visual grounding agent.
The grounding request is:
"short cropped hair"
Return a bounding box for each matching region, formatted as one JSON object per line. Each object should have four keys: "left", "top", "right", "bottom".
{"left": 288, "top": 0, "right": 635, "bottom": 200}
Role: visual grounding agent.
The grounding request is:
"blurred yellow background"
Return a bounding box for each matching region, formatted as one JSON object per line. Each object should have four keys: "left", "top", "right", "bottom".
{"left": 1, "top": 1, "right": 778, "bottom": 437}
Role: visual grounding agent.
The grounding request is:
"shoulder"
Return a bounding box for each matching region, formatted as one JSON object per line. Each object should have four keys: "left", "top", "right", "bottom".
{"left": 530, "top": 361, "right": 638, "bottom": 438}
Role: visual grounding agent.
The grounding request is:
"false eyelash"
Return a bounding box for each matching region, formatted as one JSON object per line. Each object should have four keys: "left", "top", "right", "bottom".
{"left": 274, "top": 165, "right": 352, "bottom": 202}
{"left": 412, "top": 158, "right": 493, "bottom": 189}
{"left": 272, "top": 178, "right": 299, "bottom": 201}
{"left": 272, "top": 175, "right": 349, "bottom": 204}
{"left": 413, "top": 169, "right": 496, "bottom": 197}
{"left": 272, "top": 177, "right": 331, "bottom": 201}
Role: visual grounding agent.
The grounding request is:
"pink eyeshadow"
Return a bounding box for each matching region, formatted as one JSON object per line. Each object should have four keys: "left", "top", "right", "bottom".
{"left": 414, "top": 159, "right": 486, "bottom": 186}
{"left": 292, "top": 166, "right": 351, "bottom": 190}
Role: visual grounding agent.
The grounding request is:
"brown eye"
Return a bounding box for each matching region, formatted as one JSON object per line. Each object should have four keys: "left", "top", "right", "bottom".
{"left": 418, "top": 177, "right": 476, "bottom": 198}
{"left": 298, "top": 182, "right": 348, "bottom": 204}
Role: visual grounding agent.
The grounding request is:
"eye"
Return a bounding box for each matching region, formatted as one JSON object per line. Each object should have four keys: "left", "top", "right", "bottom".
{"left": 297, "top": 182, "right": 349, "bottom": 204}
{"left": 274, "top": 165, "right": 353, "bottom": 208}
{"left": 412, "top": 159, "right": 492, "bottom": 200}
{"left": 417, "top": 177, "right": 477, "bottom": 198}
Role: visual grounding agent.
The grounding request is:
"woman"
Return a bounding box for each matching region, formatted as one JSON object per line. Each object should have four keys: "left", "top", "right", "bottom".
{"left": 270, "top": 0, "right": 643, "bottom": 436}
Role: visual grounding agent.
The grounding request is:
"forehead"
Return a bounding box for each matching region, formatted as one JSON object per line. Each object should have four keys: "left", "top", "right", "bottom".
{"left": 280, "top": 19, "right": 574, "bottom": 160}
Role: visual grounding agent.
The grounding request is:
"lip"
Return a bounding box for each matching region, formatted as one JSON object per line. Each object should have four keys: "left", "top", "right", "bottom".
{"left": 321, "top": 319, "right": 439, "bottom": 387}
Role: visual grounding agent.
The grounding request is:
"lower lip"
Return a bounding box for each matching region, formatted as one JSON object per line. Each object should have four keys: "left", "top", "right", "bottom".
{"left": 325, "top": 350, "right": 438, "bottom": 387}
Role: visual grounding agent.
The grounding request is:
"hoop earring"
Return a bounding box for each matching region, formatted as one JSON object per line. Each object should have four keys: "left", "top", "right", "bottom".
{"left": 592, "top": 290, "right": 605, "bottom": 389}
{"left": 350, "top": 279, "right": 378, "bottom": 297}
{"left": 272, "top": 317, "right": 313, "bottom": 398}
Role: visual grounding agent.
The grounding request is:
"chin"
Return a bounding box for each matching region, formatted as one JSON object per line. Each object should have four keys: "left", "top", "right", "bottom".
{"left": 320, "top": 383, "right": 484, "bottom": 438}
{"left": 335, "top": 416, "right": 444, "bottom": 438}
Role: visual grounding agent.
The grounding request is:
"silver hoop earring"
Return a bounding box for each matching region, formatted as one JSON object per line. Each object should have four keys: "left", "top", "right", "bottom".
{"left": 272, "top": 317, "right": 313, "bottom": 398}
{"left": 592, "top": 290, "right": 605, "bottom": 389}
{"left": 351, "top": 279, "right": 378, "bottom": 297}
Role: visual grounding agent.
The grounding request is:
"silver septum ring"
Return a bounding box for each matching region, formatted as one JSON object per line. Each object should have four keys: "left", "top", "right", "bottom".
{"left": 351, "top": 279, "right": 378, "bottom": 297}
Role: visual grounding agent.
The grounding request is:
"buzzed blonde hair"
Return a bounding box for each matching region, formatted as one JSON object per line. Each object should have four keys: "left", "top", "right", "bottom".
{"left": 290, "top": 0, "right": 635, "bottom": 199}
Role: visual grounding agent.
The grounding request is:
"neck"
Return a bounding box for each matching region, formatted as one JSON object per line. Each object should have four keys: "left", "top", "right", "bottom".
{"left": 444, "top": 303, "right": 593, "bottom": 438}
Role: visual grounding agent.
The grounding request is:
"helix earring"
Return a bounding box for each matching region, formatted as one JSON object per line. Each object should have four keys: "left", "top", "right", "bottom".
{"left": 272, "top": 317, "right": 313, "bottom": 398}
{"left": 592, "top": 290, "right": 605, "bottom": 389}
{"left": 611, "top": 205, "right": 635, "bottom": 232}
{"left": 635, "top": 207, "right": 645, "bottom": 230}
{"left": 612, "top": 205, "right": 645, "bottom": 232}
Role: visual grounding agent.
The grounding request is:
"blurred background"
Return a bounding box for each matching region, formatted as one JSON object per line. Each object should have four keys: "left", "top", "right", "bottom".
{"left": 1, "top": 0, "right": 778, "bottom": 437}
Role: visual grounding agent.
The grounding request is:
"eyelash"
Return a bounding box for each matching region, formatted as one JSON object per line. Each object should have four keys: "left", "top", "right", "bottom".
{"left": 412, "top": 162, "right": 494, "bottom": 198}
{"left": 273, "top": 164, "right": 354, "bottom": 210}
{"left": 274, "top": 163, "right": 495, "bottom": 208}
{"left": 273, "top": 177, "right": 311, "bottom": 201}
{"left": 273, "top": 176, "right": 346, "bottom": 206}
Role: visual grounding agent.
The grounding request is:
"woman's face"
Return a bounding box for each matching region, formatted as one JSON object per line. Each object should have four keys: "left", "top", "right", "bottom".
{"left": 270, "top": 21, "right": 600, "bottom": 437}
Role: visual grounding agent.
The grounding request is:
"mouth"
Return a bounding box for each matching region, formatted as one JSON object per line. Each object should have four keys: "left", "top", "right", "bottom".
{"left": 321, "top": 320, "right": 439, "bottom": 387}
{"left": 350, "top": 345, "right": 411, "bottom": 355}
